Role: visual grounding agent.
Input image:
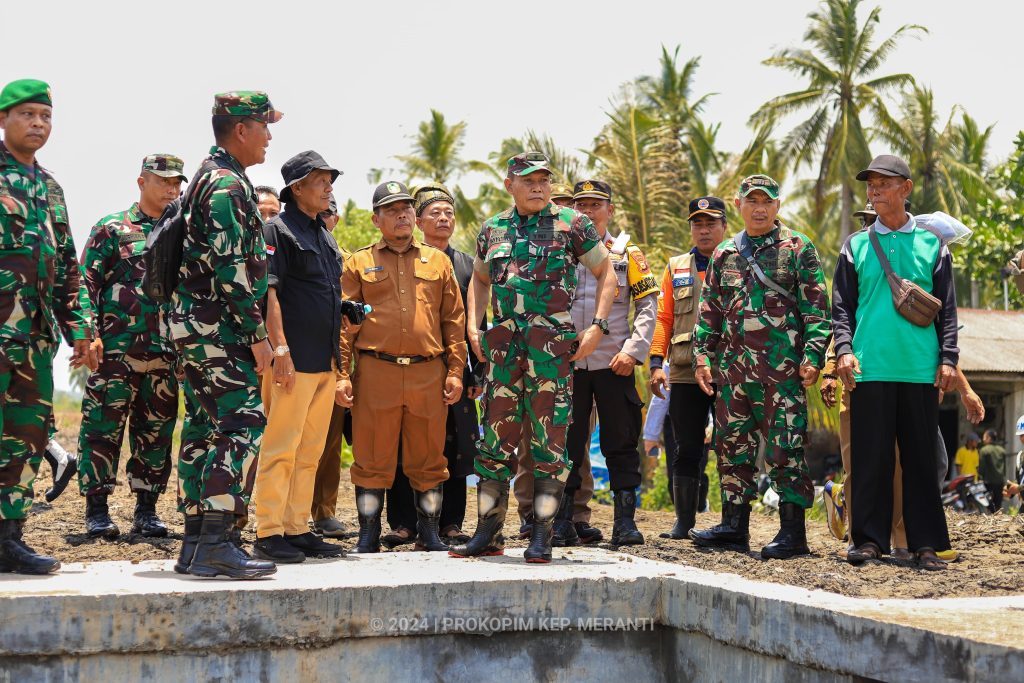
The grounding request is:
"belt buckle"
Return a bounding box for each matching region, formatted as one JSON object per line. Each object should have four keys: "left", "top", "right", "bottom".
{"left": 396, "top": 356, "right": 411, "bottom": 365}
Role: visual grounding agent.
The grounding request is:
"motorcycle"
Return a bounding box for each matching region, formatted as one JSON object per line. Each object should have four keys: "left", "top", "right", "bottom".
{"left": 941, "top": 474, "right": 992, "bottom": 514}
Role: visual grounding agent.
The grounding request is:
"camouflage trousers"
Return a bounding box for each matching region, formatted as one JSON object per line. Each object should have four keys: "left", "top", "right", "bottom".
{"left": 176, "top": 343, "right": 265, "bottom": 516}
{"left": 77, "top": 353, "right": 178, "bottom": 496}
{"left": 475, "top": 320, "right": 576, "bottom": 483}
{"left": 714, "top": 380, "right": 813, "bottom": 508}
{"left": 0, "top": 337, "right": 55, "bottom": 520}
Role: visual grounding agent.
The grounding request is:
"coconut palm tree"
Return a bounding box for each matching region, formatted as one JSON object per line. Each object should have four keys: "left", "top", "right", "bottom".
{"left": 587, "top": 89, "right": 688, "bottom": 249}
{"left": 873, "top": 85, "right": 995, "bottom": 215}
{"left": 752, "top": 0, "right": 926, "bottom": 244}
{"left": 395, "top": 109, "right": 473, "bottom": 184}
{"left": 637, "top": 45, "right": 720, "bottom": 196}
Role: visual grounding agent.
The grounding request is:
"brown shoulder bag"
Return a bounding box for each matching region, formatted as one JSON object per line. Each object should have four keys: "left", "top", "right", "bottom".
{"left": 867, "top": 228, "right": 942, "bottom": 327}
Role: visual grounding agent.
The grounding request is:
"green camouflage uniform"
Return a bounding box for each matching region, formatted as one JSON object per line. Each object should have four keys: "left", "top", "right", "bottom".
{"left": 693, "top": 222, "right": 830, "bottom": 508}
{"left": 473, "top": 203, "right": 608, "bottom": 482}
{"left": 170, "top": 139, "right": 270, "bottom": 516}
{"left": 0, "top": 139, "right": 94, "bottom": 519}
{"left": 77, "top": 189, "right": 181, "bottom": 496}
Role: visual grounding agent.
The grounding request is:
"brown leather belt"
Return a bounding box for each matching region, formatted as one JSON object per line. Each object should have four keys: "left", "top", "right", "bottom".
{"left": 361, "top": 350, "right": 435, "bottom": 366}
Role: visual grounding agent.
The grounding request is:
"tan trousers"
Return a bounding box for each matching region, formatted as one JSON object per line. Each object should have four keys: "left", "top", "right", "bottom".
{"left": 839, "top": 387, "right": 907, "bottom": 548}
{"left": 253, "top": 371, "right": 336, "bottom": 538}
{"left": 513, "top": 431, "right": 595, "bottom": 523}
{"left": 310, "top": 403, "right": 347, "bottom": 522}
{"left": 350, "top": 355, "right": 449, "bottom": 491}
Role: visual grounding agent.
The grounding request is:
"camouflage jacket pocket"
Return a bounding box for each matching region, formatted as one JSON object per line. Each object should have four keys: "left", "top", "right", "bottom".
{"left": 0, "top": 198, "right": 28, "bottom": 249}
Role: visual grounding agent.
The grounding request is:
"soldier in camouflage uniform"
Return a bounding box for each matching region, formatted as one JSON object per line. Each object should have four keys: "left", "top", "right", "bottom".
{"left": 169, "top": 92, "right": 281, "bottom": 580}
{"left": 0, "top": 79, "right": 97, "bottom": 574}
{"left": 450, "top": 152, "right": 613, "bottom": 564}
{"left": 76, "top": 154, "right": 187, "bottom": 540}
{"left": 689, "top": 174, "right": 831, "bottom": 559}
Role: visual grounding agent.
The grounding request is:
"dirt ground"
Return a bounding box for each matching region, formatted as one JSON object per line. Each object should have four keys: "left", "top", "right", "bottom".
{"left": 22, "top": 416, "right": 1024, "bottom": 600}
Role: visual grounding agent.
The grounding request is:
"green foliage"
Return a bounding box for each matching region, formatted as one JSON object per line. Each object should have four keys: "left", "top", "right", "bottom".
{"left": 753, "top": 0, "right": 926, "bottom": 246}
{"left": 333, "top": 200, "right": 380, "bottom": 253}
{"left": 962, "top": 131, "right": 1024, "bottom": 310}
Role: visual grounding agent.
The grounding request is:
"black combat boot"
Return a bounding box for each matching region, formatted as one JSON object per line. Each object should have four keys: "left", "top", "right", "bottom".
{"left": 524, "top": 477, "right": 564, "bottom": 563}
{"left": 413, "top": 485, "right": 448, "bottom": 551}
{"left": 660, "top": 476, "right": 699, "bottom": 540}
{"left": 174, "top": 514, "right": 203, "bottom": 574}
{"left": 188, "top": 511, "right": 277, "bottom": 579}
{"left": 574, "top": 521, "right": 604, "bottom": 544}
{"left": 449, "top": 479, "right": 509, "bottom": 558}
{"left": 610, "top": 489, "right": 645, "bottom": 546}
{"left": 85, "top": 492, "right": 119, "bottom": 539}
{"left": 352, "top": 487, "right": 385, "bottom": 554}
{"left": 689, "top": 501, "right": 751, "bottom": 552}
{"left": 42, "top": 439, "right": 77, "bottom": 503}
{"left": 0, "top": 519, "right": 60, "bottom": 575}
{"left": 518, "top": 513, "right": 534, "bottom": 539}
{"left": 131, "top": 491, "right": 168, "bottom": 537}
{"left": 761, "top": 502, "right": 810, "bottom": 560}
{"left": 551, "top": 487, "right": 579, "bottom": 547}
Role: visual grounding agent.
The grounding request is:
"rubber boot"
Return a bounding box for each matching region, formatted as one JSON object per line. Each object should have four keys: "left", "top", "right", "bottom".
{"left": 352, "top": 487, "right": 384, "bottom": 554}
{"left": 173, "top": 514, "right": 203, "bottom": 575}
{"left": 188, "top": 511, "right": 277, "bottom": 579}
{"left": 610, "top": 489, "right": 645, "bottom": 546}
{"left": 761, "top": 502, "right": 810, "bottom": 560}
{"left": 524, "top": 477, "right": 564, "bottom": 563}
{"left": 85, "top": 492, "right": 120, "bottom": 539}
{"left": 689, "top": 501, "right": 751, "bottom": 552}
{"left": 131, "top": 491, "right": 169, "bottom": 537}
{"left": 0, "top": 519, "right": 60, "bottom": 575}
{"left": 660, "top": 476, "right": 699, "bottom": 539}
{"left": 449, "top": 479, "right": 509, "bottom": 558}
{"left": 43, "top": 439, "right": 77, "bottom": 503}
{"left": 551, "top": 487, "right": 579, "bottom": 547}
{"left": 413, "top": 485, "right": 448, "bottom": 551}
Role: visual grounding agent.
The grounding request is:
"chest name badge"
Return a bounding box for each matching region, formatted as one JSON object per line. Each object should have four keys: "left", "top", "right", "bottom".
{"left": 364, "top": 265, "right": 384, "bottom": 273}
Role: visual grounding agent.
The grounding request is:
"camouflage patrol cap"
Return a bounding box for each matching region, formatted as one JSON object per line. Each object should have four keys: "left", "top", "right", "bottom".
{"left": 211, "top": 91, "right": 283, "bottom": 123}
{"left": 506, "top": 151, "right": 551, "bottom": 178}
{"left": 0, "top": 79, "right": 52, "bottom": 112}
{"left": 739, "top": 174, "right": 780, "bottom": 200}
{"left": 573, "top": 179, "right": 613, "bottom": 202}
{"left": 413, "top": 182, "right": 455, "bottom": 215}
{"left": 141, "top": 154, "right": 187, "bottom": 181}
{"left": 550, "top": 183, "right": 574, "bottom": 201}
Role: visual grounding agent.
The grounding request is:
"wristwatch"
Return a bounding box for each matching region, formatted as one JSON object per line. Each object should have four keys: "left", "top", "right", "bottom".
{"left": 591, "top": 318, "right": 609, "bottom": 335}
{"left": 274, "top": 345, "right": 290, "bottom": 357}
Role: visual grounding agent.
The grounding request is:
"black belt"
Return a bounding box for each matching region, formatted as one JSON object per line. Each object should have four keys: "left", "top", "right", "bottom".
{"left": 361, "top": 350, "right": 435, "bottom": 366}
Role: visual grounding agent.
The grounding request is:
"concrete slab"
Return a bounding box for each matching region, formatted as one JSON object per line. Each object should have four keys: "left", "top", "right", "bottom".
{"left": 1, "top": 548, "right": 1020, "bottom": 682}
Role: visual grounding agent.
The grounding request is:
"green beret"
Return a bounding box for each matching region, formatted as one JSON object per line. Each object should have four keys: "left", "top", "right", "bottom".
{"left": 0, "top": 79, "right": 52, "bottom": 112}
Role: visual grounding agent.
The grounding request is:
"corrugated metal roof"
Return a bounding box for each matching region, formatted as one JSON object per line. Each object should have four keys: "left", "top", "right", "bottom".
{"left": 957, "top": 308, "right": 1024, "bottom": 373}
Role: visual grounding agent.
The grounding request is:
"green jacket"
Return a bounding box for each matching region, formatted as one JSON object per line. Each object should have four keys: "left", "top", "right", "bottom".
{"left": 0, "top": 141, "right": 94, "bottom": 346}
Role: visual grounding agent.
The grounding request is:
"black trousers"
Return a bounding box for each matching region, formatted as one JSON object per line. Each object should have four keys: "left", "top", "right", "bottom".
{"left": 566, "top": 369, "right": 642, "bottom": 491}
{"left": 386, "top": 409, "right": 467, "bottom": 531}
{"left": 666, "top": 382, "right": 715, "bottom": 479}
{"left": 850, "top": 382, "right": 951, "bottom": 553}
